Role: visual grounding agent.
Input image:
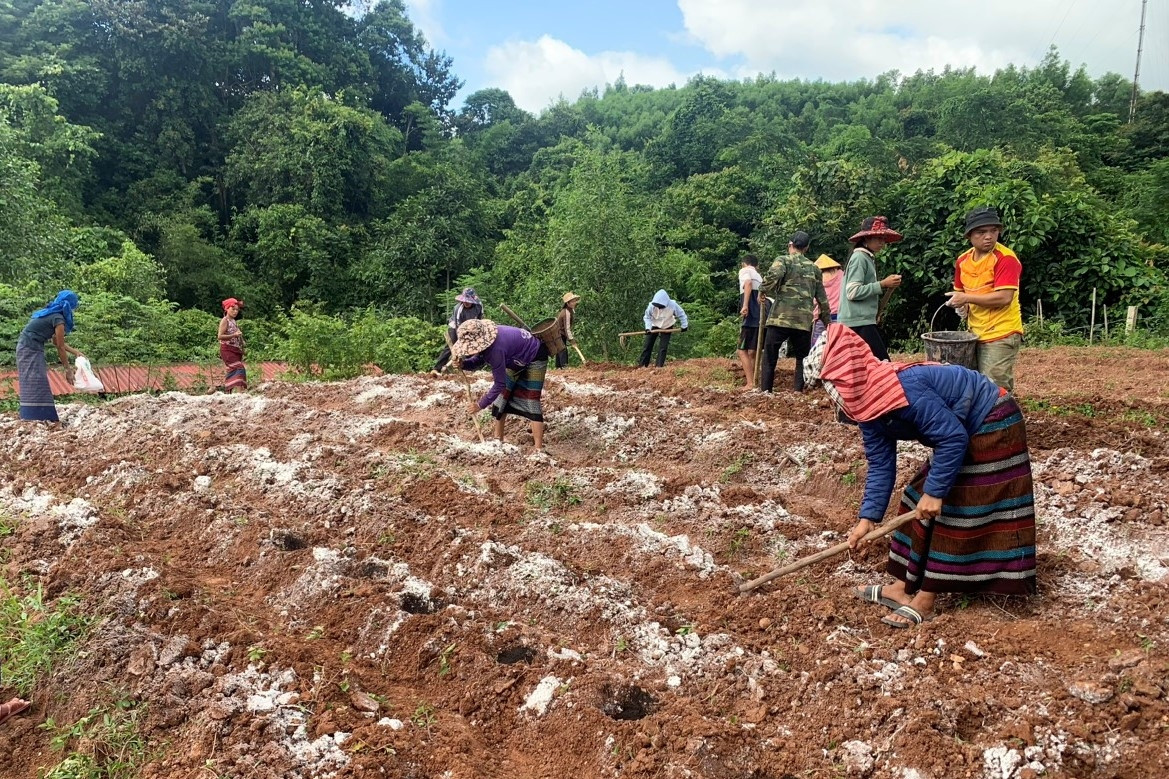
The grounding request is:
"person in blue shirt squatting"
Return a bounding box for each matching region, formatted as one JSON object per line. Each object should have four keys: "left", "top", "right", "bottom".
{"left": 803, "top": 323, "right": 1037, "bottom": 628}
{"left": 452, "top": 319, "right": 548, "bottom": 453}
{"left": 639, "top": 289, "right": 688, "bottom": 368}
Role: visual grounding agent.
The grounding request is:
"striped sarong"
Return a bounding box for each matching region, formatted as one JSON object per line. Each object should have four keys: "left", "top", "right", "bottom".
{"left": 17, "top": 342, "right": 59, "bottom": 422}
{"left": 888, "top": 395, "right": 1037, "bottom": 595}
{"left": 490, "top": 358, "right": 547, "bottom": 422}
{"left": 220, "top": 344, "right": 247, "bottom": 391}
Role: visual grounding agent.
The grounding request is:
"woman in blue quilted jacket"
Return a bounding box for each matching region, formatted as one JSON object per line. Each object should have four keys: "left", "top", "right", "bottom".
{"left": 804, "top": 324, "right": 1037, "bottom": 628}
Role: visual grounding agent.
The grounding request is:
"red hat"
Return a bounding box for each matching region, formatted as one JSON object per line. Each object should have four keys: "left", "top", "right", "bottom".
{"left": 849, "top": 216, "right": 903, "bottom": 245}
{"left": 222, "top": 297, "right": 244, "bottom": 312}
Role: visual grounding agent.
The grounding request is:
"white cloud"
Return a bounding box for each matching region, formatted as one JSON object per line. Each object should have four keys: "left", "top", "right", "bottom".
{"left": 678, "top": 0, "right": 1168, "bottom": 90}
{"left": 403, "top": 0, "right": 444, "bottom": 47}
{"left": 484, "top": 35, "right": 699, "bottom": 113}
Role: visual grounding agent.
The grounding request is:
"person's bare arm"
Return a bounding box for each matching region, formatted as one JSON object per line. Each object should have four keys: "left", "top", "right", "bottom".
{"left": 52, "top": 324, "right": 76, "bottom": 382}
{"left": 217, "top": 318, "right": 235, "bottom": 342}
{"left": 948, "top": 289, "right": 1013, "bottom": 309}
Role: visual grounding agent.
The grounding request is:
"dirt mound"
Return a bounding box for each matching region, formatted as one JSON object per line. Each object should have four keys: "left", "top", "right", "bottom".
{"left": 1, "top": 353, "right": 1167, "bottom": 778}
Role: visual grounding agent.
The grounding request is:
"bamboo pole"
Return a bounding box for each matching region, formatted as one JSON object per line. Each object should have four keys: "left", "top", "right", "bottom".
{"left": 1104, "top": 305, "right": 1109, "bottom": 340}
{"left": 738, "top": 510, "right": 917, "bottom": 594}
{"left": 499, "top": 303, "right": 530, "bottom": 330}
{"left": 1126, "top": 306, "right": 1138, "bottom": 336}
{"left": 753, "top": 297, "right": 767, "bottom": 387}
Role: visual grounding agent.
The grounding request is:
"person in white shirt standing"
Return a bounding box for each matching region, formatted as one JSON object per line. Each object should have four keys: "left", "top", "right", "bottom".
{"left": 737, "top": 255, "right": 763, "bottom": 389}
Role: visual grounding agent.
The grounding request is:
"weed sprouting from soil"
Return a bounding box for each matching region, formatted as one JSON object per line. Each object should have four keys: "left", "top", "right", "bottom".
{"left": 411, "top": 703, "right": 436, "bottom": 729}
{"left": 524, "top": 478, "right": 581, "bottom": 511}
{"left": 0, "top": 578, "right": 91, "bottom": 696}
{"left": 42, "top": 697, "right": 148, "bottom": 779}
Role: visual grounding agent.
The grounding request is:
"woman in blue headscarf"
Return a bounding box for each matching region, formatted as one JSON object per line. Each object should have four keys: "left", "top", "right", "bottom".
{"left": 16, "top": 290, "right": 84, "bottom": 422}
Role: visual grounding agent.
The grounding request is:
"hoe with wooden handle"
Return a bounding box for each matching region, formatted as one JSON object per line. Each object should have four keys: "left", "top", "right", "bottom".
{"left": 738, "top": 510, "right": 917, "bottom": 594}
{"left": 445, "top": 331, "right": 486, "bottom": 444}
{"left": 618, "top": 328, "right": 681, "bottom": 349}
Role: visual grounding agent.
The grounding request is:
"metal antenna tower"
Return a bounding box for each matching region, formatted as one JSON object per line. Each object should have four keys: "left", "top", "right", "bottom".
{"left": 1129, "top": 0, "right": 1148, "bottom": 123}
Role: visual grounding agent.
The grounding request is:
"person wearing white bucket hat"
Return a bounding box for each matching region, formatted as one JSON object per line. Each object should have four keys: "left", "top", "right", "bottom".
{"left": 453, "top": 319, "right": 549, "bottom": 452}
{"left": 947, "top": 206, "right": 1023, "bottom": 391}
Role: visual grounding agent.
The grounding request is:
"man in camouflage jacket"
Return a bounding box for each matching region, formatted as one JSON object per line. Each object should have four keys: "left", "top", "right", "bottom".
{"left": 758, "top": 231, "right": 831, "bottom": 392}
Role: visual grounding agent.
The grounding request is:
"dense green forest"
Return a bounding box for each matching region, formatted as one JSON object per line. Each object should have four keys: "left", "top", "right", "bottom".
{"left": 2, "top": 0, "right": 1167, "bottom": 373}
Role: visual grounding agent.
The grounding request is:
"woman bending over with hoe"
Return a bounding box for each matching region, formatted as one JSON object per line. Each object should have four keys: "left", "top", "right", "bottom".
{"left": 803, "top": 324, "right": 1037, "bottom": 628}
{"left": 452, "top": 319, "right": 548, "bottom": 453}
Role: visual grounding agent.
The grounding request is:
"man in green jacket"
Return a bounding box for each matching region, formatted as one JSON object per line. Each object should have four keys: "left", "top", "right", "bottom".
{"left": 758, "top": 231, "right": 831, "bottom": 392}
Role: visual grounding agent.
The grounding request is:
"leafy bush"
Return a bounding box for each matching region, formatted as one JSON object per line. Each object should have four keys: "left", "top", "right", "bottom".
{"left": 691, "top": 316, "right": 741, "bottom": 358}
{"left": 76, "top": 241, "right": 167, "bottom": 303}
{"left": 280, "top": 304, "right": 443, "bottom": 378}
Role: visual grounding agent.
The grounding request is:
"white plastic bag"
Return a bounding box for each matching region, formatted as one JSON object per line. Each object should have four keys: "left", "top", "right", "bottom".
{"left": 73, "top": 355, "right": 104, "bottom": 392}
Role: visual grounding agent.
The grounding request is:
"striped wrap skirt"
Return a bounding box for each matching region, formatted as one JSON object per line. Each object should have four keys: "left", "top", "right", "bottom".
{"left": 490, "top": 357, "right": 548, "bottom": 423}
{"left": 220, "top": 344, "right": 247, "bottom": 391}
{"left": 889, "top": 395, "right": 1037, "bottom": 595}
{"left": 17, "top": 342, "right": 59, "bottom": 422}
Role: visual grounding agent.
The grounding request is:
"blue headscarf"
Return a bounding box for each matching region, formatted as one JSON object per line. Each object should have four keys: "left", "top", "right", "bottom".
{"left": 30, "top": 290, "right": 80, "bottom": 334}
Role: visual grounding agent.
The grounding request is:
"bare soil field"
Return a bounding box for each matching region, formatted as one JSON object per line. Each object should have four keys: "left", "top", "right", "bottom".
{"left": 1, "top": 346, "right": 1168, "bottom": 779}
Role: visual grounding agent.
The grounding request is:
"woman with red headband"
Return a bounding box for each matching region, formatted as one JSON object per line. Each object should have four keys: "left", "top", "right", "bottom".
{"left": 217, "top": 298, "right": 247, "bottom": 392}
{"left": 804, "top": 324, "right": 1037, "bottom": 628}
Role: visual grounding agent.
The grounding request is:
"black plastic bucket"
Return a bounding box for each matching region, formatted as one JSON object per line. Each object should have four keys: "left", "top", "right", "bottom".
{"left": 922, "top": 330, "right": 979, "bottom": 369}
{"left": 922, "top": 303, "right": 979, "bottom": 369}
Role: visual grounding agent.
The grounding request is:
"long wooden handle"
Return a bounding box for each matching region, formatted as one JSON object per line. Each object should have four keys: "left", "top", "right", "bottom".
{"left": 617, "top": 328, "right": 681, "bottom": 337}
{"left": 572, "top": 344, "right": 587, "bottom": 364}
{"left": 499, "top": 303, "right": 530, "bottom": 330}
{"left": 445, "top": 331, "right": 486, "bottom": 444}
{"left": 738, "top": 511, "right": 917, "bottom": 594}
{"left": 876, "top": 287, "right": 896, "bottom": 325}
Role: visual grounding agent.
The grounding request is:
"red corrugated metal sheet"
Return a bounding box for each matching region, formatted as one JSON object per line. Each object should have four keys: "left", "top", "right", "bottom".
{"left": 0, "top": 362, "right": 290, "bottom": 398}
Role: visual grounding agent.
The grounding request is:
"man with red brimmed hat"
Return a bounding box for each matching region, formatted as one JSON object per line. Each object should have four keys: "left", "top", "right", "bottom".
{"left": 837, "top": 216, "right": 903, "bottom": 361}
{"left": 947, "top": 206, "right": 1023, "bottom": 391}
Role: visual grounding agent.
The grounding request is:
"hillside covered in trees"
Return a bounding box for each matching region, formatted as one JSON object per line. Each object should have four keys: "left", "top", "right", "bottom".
{"left": 2, "top": 0, "right": 1168, "bottom": 370}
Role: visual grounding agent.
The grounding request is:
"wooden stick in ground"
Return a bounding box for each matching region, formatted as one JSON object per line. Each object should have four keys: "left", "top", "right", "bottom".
{"left": 1090, "top": 288, "right": 1097, "bottom": 345}
{"left": 738, "top": 510, "right": 917, "bottom": 594}
{"left": 445, "top": 331, "right": 486, "bottom": 444}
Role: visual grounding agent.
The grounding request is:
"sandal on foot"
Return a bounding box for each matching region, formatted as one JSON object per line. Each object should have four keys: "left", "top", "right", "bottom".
{"left": 853, "top": 585, "right": 902, "bottom": 611}
{"left": 881, "top": 605, "right": 933, "bottom": 629}
{"left": 0, "top": 698, "right": 31, "bottom": 727}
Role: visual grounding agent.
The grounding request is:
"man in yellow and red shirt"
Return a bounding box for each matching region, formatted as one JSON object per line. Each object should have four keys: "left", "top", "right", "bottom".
{"left": 947, "top": 206, "right": 1023, "bottom": 391}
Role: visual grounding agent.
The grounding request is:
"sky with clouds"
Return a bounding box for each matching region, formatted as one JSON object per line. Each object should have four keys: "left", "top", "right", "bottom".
{"left": 401, "top": 0, "right": 1169, "bottom": 114}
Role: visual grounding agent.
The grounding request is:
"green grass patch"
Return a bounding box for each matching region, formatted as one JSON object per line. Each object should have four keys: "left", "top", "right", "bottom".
{"left": 0, "top": 578, "right": 92, "bottom": 696}
{"left": 42, "top": 698, "right": 149, "bottom": 779}
{"left": 524, "top": 478, "right": 581, "bottom": 511}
